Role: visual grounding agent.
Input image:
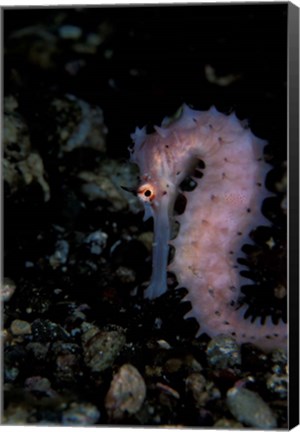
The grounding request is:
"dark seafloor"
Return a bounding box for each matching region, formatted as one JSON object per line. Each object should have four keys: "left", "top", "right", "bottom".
{"left": 2, "top": 4, "right": 288, "bottom": 428}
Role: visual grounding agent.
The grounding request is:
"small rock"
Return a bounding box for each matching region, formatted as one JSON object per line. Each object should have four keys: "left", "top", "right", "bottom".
{"left": 271, "top": 348, "right": 287, "bottom": 367}
{"left": 164, "top": 358, "right": 182, "bottom": 374}
{"left": 105, "top": 364, "right": 146, "bottom": 420}
{"left": 1, "top": 278, "right": 16, "bottom": 302}
{"left": 184, "top": 354, "right": 203, "bottom": 372}
{"left": 26, "top": 342, "right": 50, "bottom": 361}
{"left": 206, "top": 334, "right": 241, "bottom": 368}
{"left": 49, "top": 239, "right": 70, "bottom": 268}
{"left": 84, "top": 230, "right": 108, "bottom": 255}
{"left": 115, "top": 266, "right": 136, "bottom": 284}
{"left": 273, "top": 284, "right": 286, "bottom": 300}
{"left": 79, "top": 171, "right": 126, "bottom": 211}
{"left": 20, "top": 153, "right": 50, "bottom": 201}
{"left": 4, "top": 96, "right": 50, "bottom": 201}
{"left": 156, "top": 339, "right": 172, "bottom": 350}
{"left": 266, "top": 373, "right": 288, "bottom": 399}
{"left": 156, "top": 382, "right": 180, "bottom": 399}
{"left": 137, "top": 232, "right": 153, "bottom": 253}
{"left": 31, "top": 319, "right": 68, "bottom": 342}
{"left": 204, "top": 64, "right": 241, "bottom": 86}
{"left": 226, "top": 386, "right": 277, "bottom": 429}
{"left": 281, "top": 196, "right": 287, "bottom": 212}
{"left": 3, "top": 403, "right": 29, "bottom": 424}
{"left": 62, "top": 402, "right": 100, "bottom": 425}
{"left": 51, "top": 341, "right": 81, "bottom": 382}
{"left": 4, "top": 96, "right": 31, "bottom": 160}
{"left": 56, "top": 352, "right": 78, "bottom": 377}
{"left": 214, "top": 418, "right": 243, "bottom": 428}
{"left": 4, "top": 345, "right": 27, "bottom": 382}
{"left": 58, "top": 25, "right": 82, "bottom": 40}
{"left": 145, "top": 364, "right": 163, "bottom": 378}
{"left": 4, "top": 366, "right": 19, "bottom": 382}
{"left": 48, "top": 94, "right": 107, "bottom": 155}
{"left": 10, "top": 319, "right": 32, "bottom": 336}
{"left": 81, "top": 323, "right": 126, "bottom": 372}
{"left": 9, "top": 24, "right": 59, "bottom": 69}
{"left": 275, "top": 164, "right": 287, "bottom": 193}
{"left": 24, "top": 376, "right": 52, "bottom": 394}
{"left": 186, "top": 372, "right": 220, "bottom": 408}
{"left": 86, "top": 32, "right": 103, "bottom": 47}
{"left": 78, "top": 159, "right": 142, "bottom": 213}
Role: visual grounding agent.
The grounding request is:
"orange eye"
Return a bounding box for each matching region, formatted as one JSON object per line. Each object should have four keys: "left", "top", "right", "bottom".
{"left": 137, "top": 183, "right": 155, "bottom": 202}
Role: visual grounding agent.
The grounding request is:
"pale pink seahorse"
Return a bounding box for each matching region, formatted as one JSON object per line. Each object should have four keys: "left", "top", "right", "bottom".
{"left": 130, "top": 104, "right": 287, "bottom": 352}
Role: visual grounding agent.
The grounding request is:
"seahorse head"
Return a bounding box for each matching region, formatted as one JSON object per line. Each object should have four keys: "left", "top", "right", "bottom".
{"left": 130, "top": 125, "right": 180, "bottom": 221}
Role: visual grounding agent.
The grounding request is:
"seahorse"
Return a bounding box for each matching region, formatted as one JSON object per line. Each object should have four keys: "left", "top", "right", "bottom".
{"left": 130, "top": 104, "right": 287, "bottom": 351}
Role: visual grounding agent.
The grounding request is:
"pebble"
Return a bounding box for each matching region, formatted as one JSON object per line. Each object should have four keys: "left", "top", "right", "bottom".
{"left": 3, "top": 404, "right": 29, "bottom": 424}
{"left": 25, "top": 342, "right": 50, "bottom": 361}
{"left": 156, "top": 339, "right": 172, "bottom": 350}
{"left": 56, "top": 352, "right": 78, "bottom": 380}
{"left": 81, "top": 323, "right": 126, "bottom": 373}
{"left": 271, "top": 348, "right": 287, "bottom": 368}
{"left": 281, "top": 195, "right": 287, "bottom": 212}
{"left": 184, "top": 355, "right": 203, "bottom": 372}
{"left": 164, "top": 358, "right": 182, "bottom": 374}
{"left": 49, "top": 239, "right": 70, "bottom": 268}
{"left": 78, "top": 159, "right": 142, "bottom": 213}
{"left": 205, "top": 64, "right": 241, "bottom": 86}
{"left": 1, "top": 278, "right": 16, "bottom": 302}
{"left": 267, "top": 348, "right": 288, "bottom": 398}
{"left": 206, "top": 334, "right": 241, "bottom": 368}
{"left": 105, "top": 364, "right": 146, "bottom": 420}
{"left": 49, "top": 95, "right": 107, "bottom": 155}
{"left": 86, "top": 32, "right": 103, "bottom": 47}
{"left": 214, "top": 418, "right": 243, "bottom": 428}
{"left": 4, "top": 344, "right": 27, "bottom": 382}
{"left": 4, "top": 366, "right": 19, "bottom": 382}
{"left": 226, "top": 386, "right": 277, "bottom": 429}
{"left": 79, "top": 171, "right": 126, "bottom": 211}
{"left": 24, "top": 376, "right": 52, "bottom": 393}
{"left": 10, "top": 319, "right": 32, "bottom": 336}
{"left": 4, "top": 96, "right": 50, "bottom": 201}
{"left": 4, "top": 96, "right": 31, "bottom": 160}
{"left": 62, "top": 402, "right": 100, "bottom": 425}
{"left": 58, "top": 25, "right": 82, "bottom": 40}
{"left": 84, "top": 230, "right": 108, "bottom": 255}
{"left": 186, "top": 372, "right": 221, "bottom": 408}
{"left": 115, "top": 266, "right": 136, "bottom": 284}
{"left": 156, "top": 382, "right": 180, "bottom": 399}
{"left": 51, "top": 341, "right": 81, "bottom": 382}
{"left": 266, "top": 373, "right": 288, "bottom": 399}
{"left": 31, "top": 319, "right": 69, "bottom": 342}
{"left": 137, "top": 232, "right": 153, "bottom": 253}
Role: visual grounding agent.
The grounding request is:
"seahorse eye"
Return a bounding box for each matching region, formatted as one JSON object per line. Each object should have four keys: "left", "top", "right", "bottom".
{"left": 137, "top": 183, "right": 155, "bottom": 202}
